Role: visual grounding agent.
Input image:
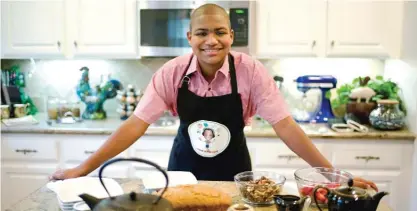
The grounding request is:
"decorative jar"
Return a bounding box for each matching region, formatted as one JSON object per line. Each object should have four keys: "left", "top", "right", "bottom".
{"left": 369, "top": 99, "right": 405, "bottom": 130}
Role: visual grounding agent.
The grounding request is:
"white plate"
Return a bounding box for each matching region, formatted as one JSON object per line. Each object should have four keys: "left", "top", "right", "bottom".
{"left": 47, "top": 177, "right": 124, "bottom": 203}
{"left": 142, "top": 171, "right": 198, "bottom": 190}
{"left": 73, "top": 201, "right": 91, "bottom": 211}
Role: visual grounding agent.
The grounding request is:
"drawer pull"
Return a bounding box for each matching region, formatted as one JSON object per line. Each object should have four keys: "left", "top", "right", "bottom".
{"left": 278, "top": 155, "right": 300, "bottom": 161}
{"left": 355, "top": 156, "right": 380, "bottom": 162}
{"left": 84, "top": 150, "right": 95, "bottom": 154}
{"left": 15, "top": 149, "right": 38, "bottom": 155}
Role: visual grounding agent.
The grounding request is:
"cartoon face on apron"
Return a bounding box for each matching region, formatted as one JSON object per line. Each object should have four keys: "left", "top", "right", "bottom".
{"left": 167, "top": 53, "right": 252, "bottom": 181}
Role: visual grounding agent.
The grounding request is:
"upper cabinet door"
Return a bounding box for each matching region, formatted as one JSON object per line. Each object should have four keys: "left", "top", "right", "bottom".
{"left": 254, "top": 0, "right": 326, "bottom": 58}
{"left": 70, "top": 0, "right": 137, "bottom": 58}
{"left": 326, "top": 1, "right": 403, "bottom": 58}
{"left": 1, "top": 0, "right": 66, "bottom": 58}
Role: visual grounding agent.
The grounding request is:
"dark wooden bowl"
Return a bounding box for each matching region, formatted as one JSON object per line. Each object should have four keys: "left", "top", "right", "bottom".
{"left": 346, "top": 100, "right": 377, "bottom": 124}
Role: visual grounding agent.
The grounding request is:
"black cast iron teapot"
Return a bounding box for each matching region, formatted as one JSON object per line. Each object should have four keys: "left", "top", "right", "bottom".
{"left": 313, "top": 178, "right": 389, "bottom": 211}
{"left": 78, "top": 158, "right": 174, "bottom": 211}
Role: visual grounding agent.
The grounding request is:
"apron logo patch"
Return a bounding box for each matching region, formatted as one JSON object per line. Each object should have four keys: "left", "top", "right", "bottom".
{"left": 188, "top": 120, "right": 231, "bottom": 158}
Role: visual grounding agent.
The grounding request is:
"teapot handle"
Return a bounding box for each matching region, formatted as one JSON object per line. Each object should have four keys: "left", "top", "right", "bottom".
{"left": 98, "top": 157, "right": 169, "bottom": 205}
{"left": 312, "top": 186, "right": 330, "bottom": 211}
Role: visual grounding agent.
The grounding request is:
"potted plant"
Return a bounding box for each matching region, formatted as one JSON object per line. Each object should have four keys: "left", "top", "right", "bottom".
{"left": 326, "top": 76, "right": 406, "bottom": 121}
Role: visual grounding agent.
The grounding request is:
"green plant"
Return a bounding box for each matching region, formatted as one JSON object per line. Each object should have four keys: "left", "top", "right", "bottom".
{"left": 326, "top": 75, "right": 406, "bottom": 115}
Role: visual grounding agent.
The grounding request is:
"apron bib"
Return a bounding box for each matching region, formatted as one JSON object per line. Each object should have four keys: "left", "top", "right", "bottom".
{"left": 167, "top": 54, "right": 252, "bottom": 181}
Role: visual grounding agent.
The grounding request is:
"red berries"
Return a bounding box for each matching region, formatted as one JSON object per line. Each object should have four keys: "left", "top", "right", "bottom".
{"left": 299, "top": 183, "right": 340, "bottom": 204}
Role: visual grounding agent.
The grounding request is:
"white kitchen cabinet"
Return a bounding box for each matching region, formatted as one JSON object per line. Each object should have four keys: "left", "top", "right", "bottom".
{"left": 1, "top": 165, "right": 57, "bottom": 210}
{"left": 59, "top": 134, "right": 130, "bottom": 178}
{"left": 253, "top": 0, "right": 405, "bottom": 58}
{"left": 253, "top": 0, "right": 326, "bottom": 57}
{"left": 1, "top": 0, "right": 66, "bottom": 58}
{"left": 68, "top": 0, "right": 137, "bottom": 58}
{"left": 0, "top": 0, "right": 138, "bottom": 59}
{"left": 1, "top": 134, "right": 59, "bottom": 210}
{"left": 326, "top": 0, "right": 402, "bottom": 58}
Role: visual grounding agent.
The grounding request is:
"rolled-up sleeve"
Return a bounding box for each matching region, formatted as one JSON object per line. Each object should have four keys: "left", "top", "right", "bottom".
{"left": 133, "top": 67, "right": 172, "bottom": 124}
{"left": 250, "top": 60, "right": 291, "bottom": 125}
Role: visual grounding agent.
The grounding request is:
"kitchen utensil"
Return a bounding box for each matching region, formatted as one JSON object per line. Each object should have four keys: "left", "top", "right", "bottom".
{"left": 273, "top": 75, "right": 284, "bottom": 90}
{"left": 331, "top": 119, "right": 369, "bottom": 133}
{"left": 234, "top": 171, "right": 286, "bottom": 206}
{"left": 78, "top": 157, "right": 174, "bottom": 211}
{"left": 294, "top": 167, "right": 353, "bottom": 207}
{"left": 273, "top": 195, "right": 311, "bottom": 211}
{"left": 292, "top": 75, "right": 337, "bottom": 123}
{"left": 313, "top": 178, "right": 389, "bottom": 211}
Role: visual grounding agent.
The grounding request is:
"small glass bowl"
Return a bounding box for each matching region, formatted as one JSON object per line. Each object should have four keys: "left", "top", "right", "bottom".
{"left": 294, "top": 167, "right": 353, "bottom": 206}
{"left": 234, "top": 171, "right": 286, "bottom": 206}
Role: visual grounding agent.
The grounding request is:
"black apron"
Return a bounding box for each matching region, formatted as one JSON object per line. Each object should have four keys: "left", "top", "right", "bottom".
{"left": 167, "top": 54, "right": 252, "bottom": 181}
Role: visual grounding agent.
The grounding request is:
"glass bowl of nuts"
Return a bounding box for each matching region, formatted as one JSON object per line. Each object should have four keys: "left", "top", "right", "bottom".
{"left": 234, "top": 171, "right": 286, "bottom": 206}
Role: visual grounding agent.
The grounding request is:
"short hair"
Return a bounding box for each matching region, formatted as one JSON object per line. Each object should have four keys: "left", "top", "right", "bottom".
{"left": 189, "top": 3, "right": 231, "bottom": 31}
{"left": 203, "top": 128, "right": 215, "bottom": 137}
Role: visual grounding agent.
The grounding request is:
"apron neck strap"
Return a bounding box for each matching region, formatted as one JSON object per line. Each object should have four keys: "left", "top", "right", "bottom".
{"left": 228, "top": 53, "right": 238, "bottom": 95}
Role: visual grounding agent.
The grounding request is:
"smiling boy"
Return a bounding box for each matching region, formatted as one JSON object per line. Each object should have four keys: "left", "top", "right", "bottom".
{"left": 50, "top": 3, "right": 377, "bottom": 190}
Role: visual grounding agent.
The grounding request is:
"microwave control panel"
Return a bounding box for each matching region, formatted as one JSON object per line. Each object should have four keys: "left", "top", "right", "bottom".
{"left": 230, "top": 8, "right": 249, "bottom": 47}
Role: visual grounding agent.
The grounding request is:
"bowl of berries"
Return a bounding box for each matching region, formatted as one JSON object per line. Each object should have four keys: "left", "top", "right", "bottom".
{"left": 294, "top": 167, "right": 353, "bottom": 206}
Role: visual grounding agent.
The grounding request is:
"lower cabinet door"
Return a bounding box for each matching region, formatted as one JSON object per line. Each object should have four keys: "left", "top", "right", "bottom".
{"left": 1, "top": 165, "right": 57, "bottom": 210}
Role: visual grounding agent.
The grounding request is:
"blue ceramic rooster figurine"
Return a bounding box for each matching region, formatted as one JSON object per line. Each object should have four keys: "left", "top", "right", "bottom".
{"left": 76, "top": 67, "right": 123, "bottom": 120}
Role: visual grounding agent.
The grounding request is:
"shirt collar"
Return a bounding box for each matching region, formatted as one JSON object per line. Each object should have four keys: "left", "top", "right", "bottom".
{"left": 185, "top": 54, "right": 230, "bottom": 77}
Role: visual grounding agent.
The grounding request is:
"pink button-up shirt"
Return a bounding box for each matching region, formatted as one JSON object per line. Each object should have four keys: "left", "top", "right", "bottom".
{"left": 134, "top": 51, "right": 290, "bottom": 126}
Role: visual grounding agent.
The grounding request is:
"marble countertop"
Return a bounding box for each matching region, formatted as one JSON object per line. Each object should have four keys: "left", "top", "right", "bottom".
{"left": 1, "top": 113, "right": 415, "bottom": 140}
{"left": 6, "top": 179, "right": 392, "bottom": 211}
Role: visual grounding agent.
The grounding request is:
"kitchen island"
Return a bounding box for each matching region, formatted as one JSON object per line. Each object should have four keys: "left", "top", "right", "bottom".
{"left": 5, "top": 179, "right": 392, "bottom": 211}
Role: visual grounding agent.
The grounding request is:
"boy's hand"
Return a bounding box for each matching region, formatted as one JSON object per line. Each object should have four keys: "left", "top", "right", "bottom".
{"left": 353, "top": 177, "right": 378, "bottom": 191}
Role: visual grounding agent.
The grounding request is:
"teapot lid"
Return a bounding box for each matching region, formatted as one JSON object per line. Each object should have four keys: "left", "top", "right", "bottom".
{"left": 333, "top": 179, "right": 367, "bottom": 199}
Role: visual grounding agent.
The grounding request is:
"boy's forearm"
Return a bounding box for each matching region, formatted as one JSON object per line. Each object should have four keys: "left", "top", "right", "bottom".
{"left": 77, "top": 115, "right": 150, "bottom": 175}
{"left": 272, "top": 117, "right": 333, "bottom": 168}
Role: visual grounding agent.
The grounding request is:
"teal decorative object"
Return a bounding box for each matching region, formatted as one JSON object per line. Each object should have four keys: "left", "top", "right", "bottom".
{"left": 76, "top": 67, "right": 123, "bottom": 120}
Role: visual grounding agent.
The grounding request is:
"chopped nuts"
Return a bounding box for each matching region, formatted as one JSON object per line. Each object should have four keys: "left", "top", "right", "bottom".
{"left": 239, "top": 176, "right": 281, "bottom": 203}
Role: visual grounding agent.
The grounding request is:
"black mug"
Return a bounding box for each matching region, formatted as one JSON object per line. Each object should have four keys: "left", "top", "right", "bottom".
{"left": 274, "top": 195, "right": 311, "bottom": 211}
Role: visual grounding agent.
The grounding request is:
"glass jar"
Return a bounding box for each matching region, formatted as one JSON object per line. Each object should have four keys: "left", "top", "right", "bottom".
{"left": 0, "top": 105, "right": 10, "bottom": 119}
{"left": 70, "top": 101, "right": 81, "bottom": 118}
{"left": 369, "top": 99, "right": 405, "bottom": 130}
{"left": 47, "top": 97, "right": 59, "bottom": 120}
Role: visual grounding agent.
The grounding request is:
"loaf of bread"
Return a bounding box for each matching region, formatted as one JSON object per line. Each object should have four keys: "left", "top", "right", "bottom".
{"left": 156, "top": 184, "right": 233, "bottom": 211}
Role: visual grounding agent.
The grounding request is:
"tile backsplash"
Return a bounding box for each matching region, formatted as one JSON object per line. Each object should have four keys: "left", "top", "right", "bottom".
{"left": 1, "top": 57, "right": 385, "bottom": 115}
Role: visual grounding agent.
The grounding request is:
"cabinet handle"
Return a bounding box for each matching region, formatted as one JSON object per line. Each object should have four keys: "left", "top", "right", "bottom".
{"left": 84, "top": 150, "right": 95, "bottom": 155}
{"left": 311, "top": 40, "right": 316, "bottom": 48}
{"left": 57, "top": 41, "right": 61, "bottom": 48}
{"left": 278, "top": 154, "right": 300, "bottom": 161}
{"left": 15, "top": 149, "right": 38, "bottom": 155}
{"left": 74, "top": 41, "right": 78, "bottom": 48}
{"left": 355, "top": 156, "right": 380, "bottom": 162}
{"left": 330, "top": 40, "right": 335, "bottom": 47}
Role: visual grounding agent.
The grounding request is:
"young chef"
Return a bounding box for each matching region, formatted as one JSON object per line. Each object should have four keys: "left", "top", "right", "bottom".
{"left": 50, "top": 3, "right": 377, "bottom": 190}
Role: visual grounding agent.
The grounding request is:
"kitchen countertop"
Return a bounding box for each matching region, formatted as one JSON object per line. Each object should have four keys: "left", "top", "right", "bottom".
{"left": 6, "top": 179, "right": 392, "bottom": 211}
{"left": 1, "top": 113, "right": 415, "bottom": 140}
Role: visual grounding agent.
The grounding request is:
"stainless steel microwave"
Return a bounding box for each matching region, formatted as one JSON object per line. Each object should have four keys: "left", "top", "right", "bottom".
{"left": 137, "top": 0, "right": 253, "bottom": 57}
